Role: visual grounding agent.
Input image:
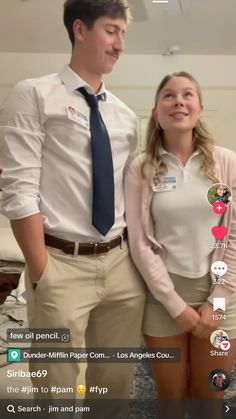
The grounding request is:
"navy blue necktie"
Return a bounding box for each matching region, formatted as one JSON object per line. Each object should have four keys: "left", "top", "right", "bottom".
{"left": 78, "top": 87, "right": 115, "bottom": 236}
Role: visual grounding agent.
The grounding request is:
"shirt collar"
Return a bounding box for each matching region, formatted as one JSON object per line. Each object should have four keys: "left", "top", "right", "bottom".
{"left": 58, "top": 64, "right": 106, "bottom": 99}
{"left": 158, "top": 143, "right": 201, "bottom": 159}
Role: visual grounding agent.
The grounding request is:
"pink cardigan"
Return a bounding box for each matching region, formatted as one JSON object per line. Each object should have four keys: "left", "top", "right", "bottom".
{"left": 124, "top": 146, "right": 236, "bottom": 318}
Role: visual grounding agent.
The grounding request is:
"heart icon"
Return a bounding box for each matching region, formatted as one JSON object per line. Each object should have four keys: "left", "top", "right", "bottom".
{"left": 211, "top": 226, "right": 227, "bottom": 240}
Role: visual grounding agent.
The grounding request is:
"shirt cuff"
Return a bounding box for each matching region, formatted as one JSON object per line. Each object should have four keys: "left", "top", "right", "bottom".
{"left": 1, "top": 203, "right": 40, "bottom": 221}
{"left": 163, "top": 290, "right": 188, "bottom": 319}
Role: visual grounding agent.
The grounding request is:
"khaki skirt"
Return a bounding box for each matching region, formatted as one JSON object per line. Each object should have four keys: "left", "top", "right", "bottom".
{"left": 143, "top": 272, "right": 236, "bottom": 338}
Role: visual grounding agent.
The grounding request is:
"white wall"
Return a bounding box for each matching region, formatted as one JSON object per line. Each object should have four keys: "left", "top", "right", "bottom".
{"left": 0, "top": 52, "right": 236, "bottom": 151}
{"left": 105, "top": 55, "right": 236, "bottom": 151}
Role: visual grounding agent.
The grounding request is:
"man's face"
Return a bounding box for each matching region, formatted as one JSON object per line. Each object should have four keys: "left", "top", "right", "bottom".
{"left": 75, "top": 16, "right": 126, "bottom": 75}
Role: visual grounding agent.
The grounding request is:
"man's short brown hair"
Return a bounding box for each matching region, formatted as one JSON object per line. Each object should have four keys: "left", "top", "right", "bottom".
{"left": 64, "top": 0, "right": 132, "bottom": 46}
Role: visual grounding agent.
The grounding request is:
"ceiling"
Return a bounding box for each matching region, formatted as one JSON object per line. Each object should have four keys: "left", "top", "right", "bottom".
{"left": 1, "top": 0, "right": 236, "bottom": 55}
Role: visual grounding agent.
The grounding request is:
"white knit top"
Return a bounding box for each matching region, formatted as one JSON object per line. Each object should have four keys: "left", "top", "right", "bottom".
{"left": 151, "top": 147, "right": 220, "bottom": 278}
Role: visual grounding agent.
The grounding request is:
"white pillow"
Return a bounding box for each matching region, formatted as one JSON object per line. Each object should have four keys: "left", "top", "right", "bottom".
{"left": 0, "top": 228, "right": 24, "bottom": 262}
{"left": 0, "top": 212, "right": 10, "bottom": 228}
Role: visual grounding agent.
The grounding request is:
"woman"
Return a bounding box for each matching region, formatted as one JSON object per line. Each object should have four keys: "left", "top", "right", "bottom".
{"left": 124, "top": 72, "right": 236, "bottom": 419}
{"left": 213, "top": 183, "right": 232, "bottom": 205}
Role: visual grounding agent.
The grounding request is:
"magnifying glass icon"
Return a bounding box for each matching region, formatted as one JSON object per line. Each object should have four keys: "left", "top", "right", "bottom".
{"left": 7, "top": 405, "right": 16, "bottom": 414}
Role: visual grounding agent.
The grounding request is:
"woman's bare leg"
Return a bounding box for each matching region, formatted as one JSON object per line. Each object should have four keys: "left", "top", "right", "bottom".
{"left": 144, "top": 333, "right": 189, "bottom": 419}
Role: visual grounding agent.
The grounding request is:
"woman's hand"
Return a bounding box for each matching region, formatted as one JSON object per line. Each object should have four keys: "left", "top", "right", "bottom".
{"left": 191, "top": 302, "right": 223, "bottom": 339}
{"left": 174, "top": 305, "right": 200, "bottom": 333}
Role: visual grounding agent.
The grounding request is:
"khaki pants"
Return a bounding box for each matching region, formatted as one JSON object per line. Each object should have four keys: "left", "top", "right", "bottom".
{"left": 25, "top": 241, "right": 145, "bottom": 418}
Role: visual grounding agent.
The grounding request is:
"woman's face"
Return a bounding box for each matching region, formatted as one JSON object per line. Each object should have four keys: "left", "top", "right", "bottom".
{"left": 217, "top": 186, "right": 226, "bottom": 196}
{"left": 155, "top": 76, "right": 202, "bottom": 134}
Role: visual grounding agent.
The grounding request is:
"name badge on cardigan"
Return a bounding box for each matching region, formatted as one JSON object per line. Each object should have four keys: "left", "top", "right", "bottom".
{"left": 151, "top": 175, "right": 177, "bottom": 192}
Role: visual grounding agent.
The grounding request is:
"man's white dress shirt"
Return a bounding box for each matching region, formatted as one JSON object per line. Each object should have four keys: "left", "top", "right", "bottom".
{"left": 0, "top": 65, "right": 138, "bottom": 242}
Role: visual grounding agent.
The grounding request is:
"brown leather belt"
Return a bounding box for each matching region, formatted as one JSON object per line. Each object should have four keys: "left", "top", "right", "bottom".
{"left": 44, "top": 228, "right": 127, "bottom": 255}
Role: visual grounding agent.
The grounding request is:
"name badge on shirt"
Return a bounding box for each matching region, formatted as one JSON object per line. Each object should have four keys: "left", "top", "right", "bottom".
{"left": 67, "top": 106, "right": 89, "bottom": 128}
{"left": 151, "top": 175, "right": 177, "bottom": 192}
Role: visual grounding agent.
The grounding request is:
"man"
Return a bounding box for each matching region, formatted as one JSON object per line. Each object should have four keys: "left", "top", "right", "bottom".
{"left": 0, "top": 1, "right": 145, "bottom": 417}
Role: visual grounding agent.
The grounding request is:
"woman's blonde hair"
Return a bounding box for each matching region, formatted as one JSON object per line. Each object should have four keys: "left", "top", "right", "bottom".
{"left": 141, "top": 71, "right": 218, "bottom": 183}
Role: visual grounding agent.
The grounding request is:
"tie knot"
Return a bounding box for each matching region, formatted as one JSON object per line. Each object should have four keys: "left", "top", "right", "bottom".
{"left": 78, "top": 87, "right": 99, "bottom": 109}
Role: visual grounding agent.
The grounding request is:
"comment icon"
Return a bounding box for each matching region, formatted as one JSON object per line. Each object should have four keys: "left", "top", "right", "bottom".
{"left": 211, "top": 261, "right": 228, "bottom": 277}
